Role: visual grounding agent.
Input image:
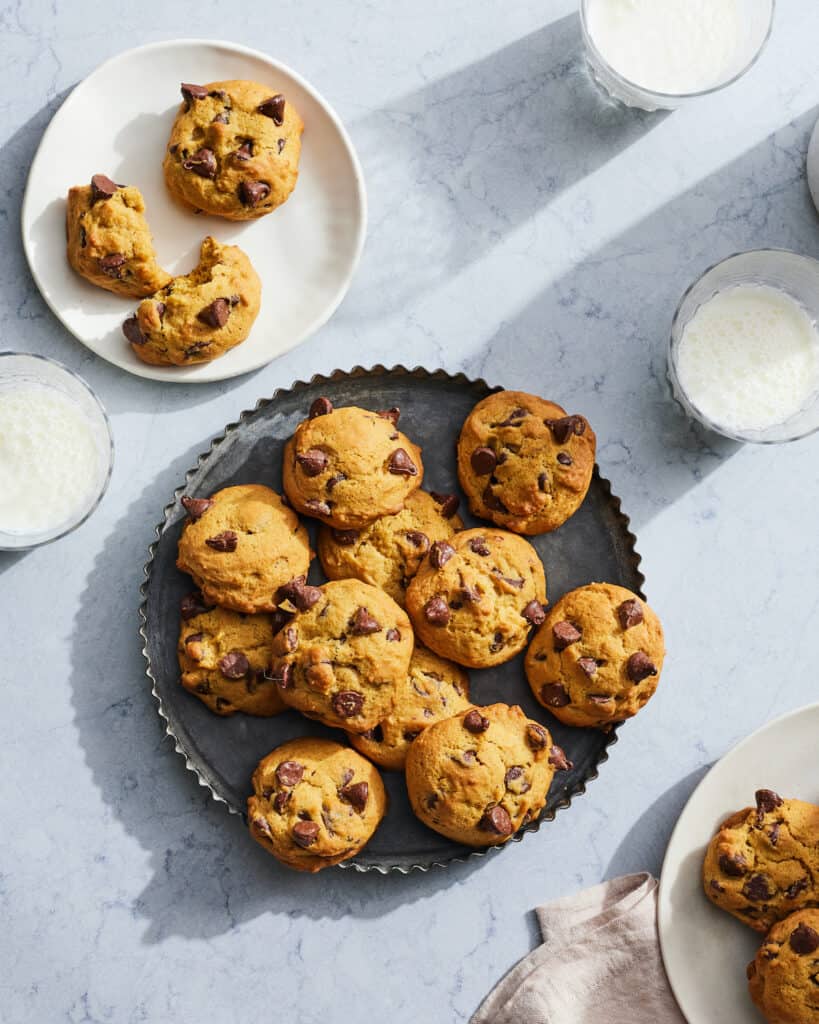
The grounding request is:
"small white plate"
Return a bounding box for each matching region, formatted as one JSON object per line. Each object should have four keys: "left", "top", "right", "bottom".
{"left": 658, "top": 702, "right": 819, "bottom": 1023}
{"left": 22, "top": 39, "right": 367, "bottom": 383}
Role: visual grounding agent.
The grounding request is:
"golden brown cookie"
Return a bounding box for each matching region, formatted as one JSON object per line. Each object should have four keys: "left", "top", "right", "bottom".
{"left": 347, "top": 646, "right": 471, "bottom": 771}
{"left": 524, "top": 583, "right": 664, "bottom": 728}
{"left": 703, "top": 790, "right": 819, "bottom": 932}
{"left": 176, "top": 484, "right": 312, "bottom": 614}
{"left": 163, "top": 80, "right": 303, "bottom": 220}
{"left": 282, "top": 400, "right": 424, "bottom": 529}
{"left": 269, "top": 578, "right": 413, "bottom": 732}
{"left": 405, "top": 527, "right": 546, "bottom": 668}
{"left": 457, "top": 391, "right": 596, "bottom": 534}
{"left": 247, "top": 738, "right": 386, "bottom": 872}
{"left": 66, "top": 175, "right": 171, "bottom": 297}
{"left": 405, "top": 703, "right": 571, "bottom": 847}
{"left": 178, "top": 603, "right": 287, "bottom": 716}
{"left": 123, "top": 235, "right": 261, "bottom": 366}
{"left": 748, "top": 909, "right": 819, "bottom": 1023}
{"left": 317, "top": 490, "right": 463, "bottom": 608}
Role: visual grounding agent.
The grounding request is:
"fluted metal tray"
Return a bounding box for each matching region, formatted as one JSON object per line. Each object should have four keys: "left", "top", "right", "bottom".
{"left": 139, "top": 366, "right": 646, "bottom": 873}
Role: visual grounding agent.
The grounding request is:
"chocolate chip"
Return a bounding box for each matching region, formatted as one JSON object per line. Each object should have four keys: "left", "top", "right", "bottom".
{"left": 786, "top": 877, "right": 809, "bottom": 900}
{"left": 99, "top": 253, "right": 126, "bottom": 278}
{"left": 471, "top": 447, "right": 497, "bottom": 475}
{"left": 556, "top": 452, "right": 573, "bottom": 466}
{"left": 271, "top": 662, "right": 294, "bottom": 689}
{"left": 212, "top": 111, "right": 229, "bottom": 125}
{"left": 755, "top": 789, "right": 783, "bottom": 819}
{"left": 156, "top": 301, "right": 166, "bottom": 319}
{"left": 589, "top": 694, "right": 613, "bottom": 704}
{"left": 332, "top": 691, "right": 364, "bottom": 718}
{"left": 273, "top": 791, "right": 291, "bottom": 813}
{"left": 463, "top": 709, "right": 489, "bottom": 733}
{"left": 292, "top": 821, "right": 319, "bottom": 848}
{"left": 309, "top": 397, "right": 334, "bottom": 418}
{"left": 277, "top": 138, "right": 286, "bottom": 154}
{"left": 526, "top": 723, "right": 549, "bottom": 750}
{"left": 790, "top": 923, "right": 819, "bottom": 955}
{"left": 377, "top": 407, "right": 400, "bottom": 425}
{"left": 240, "top": 179, "right": 271, "bottom": 206}
{"left": 522, "top": 601, "right": 546, "bottom": 626}
{"left": 709, "top": 880, "right": 725, "bottom": 894}
{"left": 258, "top": 94, "right": 286, "bottom": 124}
{"left": 429, "top": 540, "right": 455, "bottom": 569}
{"left": 479, "top": 805, "right": 513, "bottom": 836}
{"left": 275, "top": 761, "right": 304, "bottom": 787}
{"left": 405, "top": 530, "right": 428, "bottom": 550}
{"left": 504, "top": 766, "right": 524, "bottom": 787}
{"left": 270, "top": 609, "right": 293, "bottom": 635}
{"left": 218, "top": 651, "right": 249, "bottom": 678}
{"left": 386, "top": 628, "right": 401, "bottom": 642}
{"left": 197, "top": 298, "right": 231, "bottom": 328}
{"left": 339, "top": 781, "right": 368, "bottom": 812}
{"left": 350, "top": 607, "right": 381, "bottom": 635}
{"left": 122, "top": 316, "right": 146, "bottom": 346}
{"left": 180, "top": 495, "right": 214, "bottom": 521}
{"left": 388, "top": 448, "right": 418, "bottom": 476}
{"left": 233, "top": 141, "right": 253, "bottom": 161}
{"left": 303, "top": 499, "right": 331, "bottom": 517}
{"left": 206, "top": 530, "right": 238, "bottom": 552}
{"left": 332, "top": 528, "right": 359, "bottom": 546}
{"left": 482, "top": 486, "right": 508, "bottom": 513}
{"left": 468, "top": 537, "right": 490, "bottom": 556}
{"left": 296, "top": 448, "right": 328, "bottom": 476}
{"left": 719, "top": 852, "right": 747, "bottom": 877}
{"left": 545, "top": 415, "right": 587, "bottom": 444}
{"left": 577, "top": 657, "right": 598, "bottom": 677}
{"left": 498, "top": 407, "right": 527, "bottom": 427}
{"left": 494, "top": 571, "right": 524, "bottom": 590}
{"left": 489, "top": 631, "right": 505, "bottom": 653}
{"left": 430, "top": 492, "right": 460, "bottom": 518}
{"left": 277, "top": 576, "right": 322, "bottom": 612}
{"left": 768, "top": 824, "right": 780, "bottom": 846}
{"left": 548, "top": 745, "right": 572, "bottom": 771}
{"left": 185, "top": 632, "right": 204, "bottom": 648}
{"left": 182, "top": 147, "right": 217, "bottom": 178}
{"left": 540, "top": 683, "right": 570, "bottom": 707}
{"left": 553, "top": 621, "right": 581, "bottom": 650}
{"left": 325, "top": 473, "right": 346, "bottom": 492}
{"left": 742, "top": 874, "right": 772, "bottom": 902}
{"left": 181, "top": 82, "right": 209, "bottom": 103}
{"left": 626, "top": 651, "right": 657, "bottom": 683}
{"left": 424, "top": 596, "right": 450, "bottom": 626}
{"left": 90, "top": 174, "right": 118, "bottom": 201}
{"left": 180, "top": 591, "right": 213, "bottom": 620}
{"left": 617, "top": 599, "right": 644, "bottom": 630}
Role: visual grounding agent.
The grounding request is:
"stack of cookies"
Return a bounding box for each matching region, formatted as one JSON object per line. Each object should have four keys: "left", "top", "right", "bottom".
{"left": 173, "top": 390, "right": 667, "bottom": 872}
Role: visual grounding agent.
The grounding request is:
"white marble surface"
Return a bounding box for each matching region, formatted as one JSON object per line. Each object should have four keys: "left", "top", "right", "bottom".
{"left": 2, "top": 2, "right": 819, "bottom": 1021}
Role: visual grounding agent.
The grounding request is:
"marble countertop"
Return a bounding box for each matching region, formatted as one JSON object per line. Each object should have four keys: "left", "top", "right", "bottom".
{"left": 3, "top": 2, "right": 819, "bottom": 1021}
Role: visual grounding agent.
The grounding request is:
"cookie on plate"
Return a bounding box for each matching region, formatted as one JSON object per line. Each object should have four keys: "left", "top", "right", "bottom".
{"left": 178, "top": 602, "right": 287, "bottom": 716}
{"left": 176, "top": 484, "right": 312, "bottom": 614}
{"left": 405, "top": 703, "right": 571, "bottom": 847}
{"left": 123, "top": 235, "right": 261, "bottom": 366}
{"left": 347, "top": 645, "right": 471, "bottom": 771}
{"left": 163, "top": 80, "right": 303, "bottom": 220}
{"left": 457, "top": 390, "right": 595, "bottom": 534}
{"left": 247, "top": 738, "right": 386, "bottom": 872}
{"left": 66, "top": 174, "right": 171, "bottom": 297}
{"left": 269, "top": 578, "right": 413, "bottom": 732}
{"left": 282, "top": 400, "right": 424, "bottom": 529}
{"left": 405, "top": 527, "right": 546, "bottom": 668}
{"left": 703, "top": 789, "right": 819, "bottom": 932}
{"left": 748, "top": 909, "right": 819, "bottom": 1023}
{"left": 524, "top": 583, "right": 664, "bottom": 728}
{"left": 317, "top": 489, "right": 463, "bottom": 608}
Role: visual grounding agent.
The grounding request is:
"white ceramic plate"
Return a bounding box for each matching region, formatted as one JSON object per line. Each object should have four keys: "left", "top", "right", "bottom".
{"left": 658, "top": 702, "right": 819, "bottom": 1023}
{"left": 22, "top": 39, "right": 367, "bottom": 382}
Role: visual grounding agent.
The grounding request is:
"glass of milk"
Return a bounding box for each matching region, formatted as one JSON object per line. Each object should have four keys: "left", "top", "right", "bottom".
{"left": 581, "top": 0, "right": 775, "bottom": 111}
{"left": 0, "top": 353, "right": 114, "bottom": 549}
{"left": 668, "top": 250, "right": 819, "bottom": 443}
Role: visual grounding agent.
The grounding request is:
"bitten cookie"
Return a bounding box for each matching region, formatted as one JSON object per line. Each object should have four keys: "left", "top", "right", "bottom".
{"left": 178, "top": 602, "right": 287, "bottom": 716}
{"left": 405, "top": 703, "right": 571, "bottom": 847}
{"left": 524, "top": 583, "right": 665, "bottom": 728}
{"left": 66, "top": 175, "right": 171, "bottom": 297}
{"left": 247, "top": 738, "right": 386, "bottom": 872}
{"left": 123, "top": 235, "right": 261, "bottom": 366}
{"left": 703, "top": 790, "right": 819, "bottom": 932}
{"left": 269, "top": 578, "right": 413, "bottom": 732}
{"left": 163, "top": 80, "right": 303, "bottom": 220}
{"left": 317, "top": 489, "right": 463, "bottom": 608}
{"left": 176, "top": 485, "right": 312, "bottom": 614}
{"left": 282, "top": 400, "right": 424, "bottom": 529}
{"left": 457, "top": 391, "right": 596, "bottom": 534}
{"left": 347, "top": 646, "right": 471, "bottom": 771}
{"left": 748, "top": 909, "right": 819, "bottom": 1024}
{"left": 405, "top": 527, "right": 546, "bottom": 668}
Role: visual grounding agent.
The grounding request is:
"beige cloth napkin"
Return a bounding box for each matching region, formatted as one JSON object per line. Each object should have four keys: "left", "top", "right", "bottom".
{"left": 471, "top": 873, "right": 686, "bottom": 1024}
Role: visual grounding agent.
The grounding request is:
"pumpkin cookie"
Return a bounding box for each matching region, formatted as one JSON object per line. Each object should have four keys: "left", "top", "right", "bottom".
{"left": 163, "top": 80, "right": 303, "bottom": 220}
{"left": 525, "top": 583, "right": 665, "bottom": 728}
{"left": 269, "top": 578, "right": 413, "bottom": 732}
{"left": 66, "top": 175, "right": 171, "bottom": 297}
{"left": 347, "top": 646, "right": 471, "bottom": 771}
{"left": 282, "top": 400, "right": 424, "bottom": 529}
{"left": 247, "top": 738, "right": 386, "bottom": 872}
{"left": 457, "top": 391, "right": 596, "bottom": 534}
{"left": 176, "top": 484, "right": 312, "bottom": 614}
{"left": 405, "top": 527, "right": 546, "bottom": 668}
{"left": 405, "top": 703, "right": 571, "bottom": 847}
{"left": 748, "top": 909, "right": 819, "bottom": 1023}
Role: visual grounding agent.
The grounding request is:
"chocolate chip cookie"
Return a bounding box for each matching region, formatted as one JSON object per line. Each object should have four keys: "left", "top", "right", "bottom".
{"left": 457, "top": 391, "right": 596, "bottom": 534}
{"left": 405, "top": 703, "right": 571, "bottom": 847}
{"left": 282, "top": 400, "right": 424, "bottom": 529}
{"left": 347, "top": 645, "right": 471, "bottom": 770}
{"left": 163, "top": 80, "right": 303, "bottom": 220}
{"left": 748, "top": 909, "right": 819, "bottom": 1023}
{"left": 123, "top": 235, "right": 261, "bottom": 366}
{"left": 317, "top": 489, "right": 463, "bottom": 608}
{"left": 176, "top": 484, "right": 312, "bottom": 614}
{"left": 247, "top": 738, "right": 387, "bottom": 872}
{"left": 525, "top": 583, "right": 665, "bottom": 728}
{"left": 269, "top": 578, "right": 414, "bottom": 732}
{"left": 405, "top": 527, "right": 546, "bottom": 668}
{"left": 66, "top": 175, "right": 171, "bottom": 297}
{"left": 703, "top": 790, "right": 819, "bottom": 932}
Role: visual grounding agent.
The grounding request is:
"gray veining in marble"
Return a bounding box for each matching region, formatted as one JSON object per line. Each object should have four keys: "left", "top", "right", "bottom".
{"left": 2, "top": 2, "right": 819, "bottom": 1021}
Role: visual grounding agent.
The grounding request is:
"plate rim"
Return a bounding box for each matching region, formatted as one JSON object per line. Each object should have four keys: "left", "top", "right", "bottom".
{"left": 138, "top": 364, "right": 647, "bottom": 873}
{"left": 21, "top": 36, "right": 368, "bottom": 384}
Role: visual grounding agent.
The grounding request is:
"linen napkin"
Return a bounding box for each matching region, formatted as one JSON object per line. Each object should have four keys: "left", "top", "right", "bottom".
{"left": 471, "top": 873, "right": 686, "bottom": 1024}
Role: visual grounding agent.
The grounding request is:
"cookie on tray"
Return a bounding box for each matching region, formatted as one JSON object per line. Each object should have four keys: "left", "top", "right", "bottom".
{"left": 524, "top": 583, "right": 665, "bottom": 728}
{"left": 457, "top": 390, "right": 595, "bottom": 534}
{"left": 405, "top": 527, "right": 546, "bottom": 668}
{"left": 66, "top": 174, "right": 171, "bottom": 297}
{"left": 282, "top": 400, "right": 424, "bottom": 529}
{"left": 748, "top": 909, "right": 819, "bottom": 1024}
{"left": 163, "top": 80, "right": 303, "bottom": 220}
{"left": 248, "top": 738, "right": 386, "bottom": 872}
{"left": 347, "top": 645, "right": 471, "bottom": 771}
{"left": 176, "top": 484, "right": 312, "bottom": 614}
{"left": 405, "top": 703, "right": 571, "bottom": 847}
